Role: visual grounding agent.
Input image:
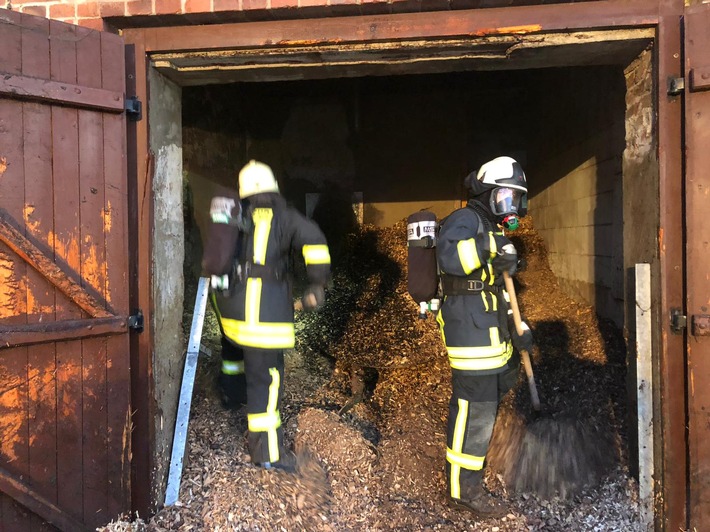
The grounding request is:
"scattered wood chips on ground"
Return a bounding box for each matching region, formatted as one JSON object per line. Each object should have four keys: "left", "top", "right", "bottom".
{"left": 100, "top": 216, "right": 641, "bottom": 531}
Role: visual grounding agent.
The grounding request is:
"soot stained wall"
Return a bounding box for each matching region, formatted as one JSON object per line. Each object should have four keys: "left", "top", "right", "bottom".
{"left": 182, "top": 72, "right": 536, "bottom": 237}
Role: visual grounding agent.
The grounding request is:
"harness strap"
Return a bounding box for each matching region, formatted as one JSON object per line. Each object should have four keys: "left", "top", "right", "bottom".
{"left": 235, "top": 262, "right": 287, "bottom": 282}
{"left": 441, "top": 275, "right": 501, "bottom": 296}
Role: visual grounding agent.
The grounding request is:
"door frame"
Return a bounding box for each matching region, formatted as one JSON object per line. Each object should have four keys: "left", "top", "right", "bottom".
{"left": 119, "top": 2, "right": 687, "bottom": 529}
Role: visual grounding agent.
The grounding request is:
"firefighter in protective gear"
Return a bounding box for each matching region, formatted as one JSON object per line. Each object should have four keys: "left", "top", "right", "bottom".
{"left": 436, "top": 156, "right": 534, "bottom": 517}
{"left": 203, "top": 160, "right": 331, "bottom": 472}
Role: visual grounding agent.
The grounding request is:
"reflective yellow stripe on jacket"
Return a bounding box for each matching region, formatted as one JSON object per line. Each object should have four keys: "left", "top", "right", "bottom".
{"left": 221, "top": 278, "right": 296, "bottom": 349}
{"left": 456, "top": 239, "right": 481, "bottom": 275}
{"left": 302, "top": 244, "right": 331, "bottom": 265}
{"left": 437, "top": 309, "right": 512, "bottom": 371}
{"left": 220, "top": 208, "right": 296, "bottom": 349}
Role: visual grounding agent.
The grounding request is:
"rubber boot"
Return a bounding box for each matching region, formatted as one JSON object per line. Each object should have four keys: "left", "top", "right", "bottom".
{"left": 217, "top": 372, "right": 247, "bottom": 409}
{"left": 259, "top": 449, "right": 298, "bottom": 474}
{"left": 449, "top": 483, "right": 508, "bottom": 519}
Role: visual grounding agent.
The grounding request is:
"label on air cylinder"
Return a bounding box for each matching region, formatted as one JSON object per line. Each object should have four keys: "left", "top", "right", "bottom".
{"left": 407, "top": 220, "right": 437, "bottom": 242}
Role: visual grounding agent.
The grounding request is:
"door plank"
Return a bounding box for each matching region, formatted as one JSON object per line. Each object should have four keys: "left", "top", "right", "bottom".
{"left": 20, "top": 14, "right": 59, "bottom": 532}
{"left": 49, "top": 19, "right": 85, "bottom": 525}
{"left": 0, "top": 12, "right": 30, "bottom": 529}
{"left": 100, "top": 31, "right": 132, "bottom": 518}
{"left": 76, "top": 25, "right": 109, "bottom": 528}
{"left": 685, "top": 5, "right": 710, "bottom": 529}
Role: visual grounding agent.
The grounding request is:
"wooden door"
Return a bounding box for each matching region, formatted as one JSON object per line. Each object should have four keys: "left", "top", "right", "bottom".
{"left": 685, "top": 3, "right": 710, "bottom": 529}
{"left": 0, "top": 11, "right": 131, "bottom": 531}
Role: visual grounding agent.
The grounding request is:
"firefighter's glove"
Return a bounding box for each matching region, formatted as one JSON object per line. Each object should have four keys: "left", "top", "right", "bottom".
{"left": 512, "top": 321, "right": 534, "bottom": 354}
{"left": 302, "top": 284, "right": 325, "bottom": 311}
{"left": 492, "top": 242, "right": 518, "bottom": 276}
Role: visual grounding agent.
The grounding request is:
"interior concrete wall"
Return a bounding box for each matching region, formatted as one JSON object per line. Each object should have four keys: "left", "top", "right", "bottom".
{"left": 622, "top": 50, "right": 658, "bottom": 337}
{"left": 621, "top": 49, "right": 659, "bottom": 480}
{"left": 149, "top": 68, "right": 184, "bottom": 503}
{"left": 527, "top": 67, "right": 627, "bottom": 327}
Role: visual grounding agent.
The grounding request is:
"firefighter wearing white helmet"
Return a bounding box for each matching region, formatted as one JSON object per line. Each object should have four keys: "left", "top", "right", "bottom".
{"left": 239, "top": 159, "right": 280, "bottom": 198}
{"left": 435, "top": 156, "right": 534, "bottom": 517}
{"left": 202, "top": 159, "right": 331, "bottom": 472}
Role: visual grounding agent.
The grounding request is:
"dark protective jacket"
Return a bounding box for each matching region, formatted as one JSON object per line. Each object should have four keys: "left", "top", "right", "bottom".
{"left": 436, "top": 200, "right": 514, "bottom": 374}
{"left": 205, "top": 192, "right": 331, "bottom": 350}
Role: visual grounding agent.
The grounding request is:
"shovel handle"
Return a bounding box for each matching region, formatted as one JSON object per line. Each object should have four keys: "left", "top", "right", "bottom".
{"left": 503, "top": 271, "right": 541, "bottom": 411}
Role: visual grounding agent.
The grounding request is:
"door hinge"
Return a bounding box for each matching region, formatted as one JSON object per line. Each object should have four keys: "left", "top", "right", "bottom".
{"left": 125, "top": 96, "right": 142, "bottom": 121}
{"left": 670, "top": 308, "right": 686, "bottom": 334}
{"left": 127, "top": 310, "right": 144, "bottom": 333}
{"left": 667, "top": 77, "right": 685, "bottom": 96}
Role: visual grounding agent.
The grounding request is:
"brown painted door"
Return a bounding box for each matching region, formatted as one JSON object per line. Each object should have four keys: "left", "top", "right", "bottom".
{"left": 685, "top": 3, "right": 710, "bottom": 529}
{"left": 0, "top": 11, "right": 131, "bottom": 531}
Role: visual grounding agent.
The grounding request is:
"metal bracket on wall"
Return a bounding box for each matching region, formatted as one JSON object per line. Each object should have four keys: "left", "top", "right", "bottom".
{"left": 125, "top": 96, "right": 142, "bottom": 121}
{"left": 667, "top": 76, "right": 685, "bottom": 96}
{"left": 670, "top": 308, "right": 687, "bottom": 334}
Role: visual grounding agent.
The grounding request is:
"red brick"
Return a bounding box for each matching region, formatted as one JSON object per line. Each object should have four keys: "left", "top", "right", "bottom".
{"left": 77, "top": 2, "right": 100, "bottom": 17}
{"left": 242, "top": 0, "right": 266, "bottom": 9}
{"left": 329, "top": 0, "right": 358, "bottom": 4}
{"left": 298, "top": 0, "right": 323, "bottom": 7}
{"left": 49, "top": 2, "right": 76, "bottom": 18}
{"left": 127, "top": 0, "right": 153, "bottom": 14}
{"left": 78, "top": 17, "right": 106, "bottom": 31}
{"left": 99, "top": 2, "right": 127, "bottom": 16}
{"left": 213, "top": 0, "right": 240, "bottom": 10}
{"left": 270, "top": 0, "right": 297, "bottom": 8}
{"left": 155, "top": 0, "right": 182, "bottom": 14}
{"left": 21, "top": 5, "right": 47, "bottom": 16}
{"left": 78, "top": 16, "right": 107, "bottom": 30}
{"left": 185, "top": 0, "right": 211, "bottom": 12}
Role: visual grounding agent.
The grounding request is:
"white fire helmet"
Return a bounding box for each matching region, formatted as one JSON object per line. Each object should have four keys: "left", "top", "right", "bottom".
{"left": 476, "top": 156, "right": 528, "bottom": 194}
{"left": 238, "top": 160, "right": 279, "bottom": 199}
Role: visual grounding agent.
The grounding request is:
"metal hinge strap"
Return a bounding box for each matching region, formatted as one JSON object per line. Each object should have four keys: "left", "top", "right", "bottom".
{"left": 125, "top": 96, "right": 142, "bottom": 121}
{"left": 127, "top": 309, "right": 144, "bottom": 333}
{"left": 667, "top": 77, "right": 685, "bottom": 96}
{"left": 670, "top": 308, "right": 686, "bottom": 334}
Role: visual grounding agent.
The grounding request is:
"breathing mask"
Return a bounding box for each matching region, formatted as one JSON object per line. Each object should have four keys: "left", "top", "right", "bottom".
{"left": 490, "top": 187, "right": 527, "bottom": 231}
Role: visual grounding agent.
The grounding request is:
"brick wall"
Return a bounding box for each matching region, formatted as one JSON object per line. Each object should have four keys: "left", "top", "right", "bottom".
{"left": 4, "top": 0, "right": 106, "bottom": 29}
{"left": 2, "top": 0, "right": 599, "bottom": 31}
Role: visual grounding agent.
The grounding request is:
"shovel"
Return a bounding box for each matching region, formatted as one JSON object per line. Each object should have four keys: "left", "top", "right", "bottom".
{"left": 503, "top": 271, "right": 541, "bottom": 412}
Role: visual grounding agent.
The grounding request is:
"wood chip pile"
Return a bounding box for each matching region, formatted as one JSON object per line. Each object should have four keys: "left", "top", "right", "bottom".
{"left": 101, "top": 217, "right": 642, "bottom": 532}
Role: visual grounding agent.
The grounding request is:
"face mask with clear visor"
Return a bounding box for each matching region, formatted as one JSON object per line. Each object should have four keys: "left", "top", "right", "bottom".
{"left": 490, "top": 187, "right": 523, "bottom": 216}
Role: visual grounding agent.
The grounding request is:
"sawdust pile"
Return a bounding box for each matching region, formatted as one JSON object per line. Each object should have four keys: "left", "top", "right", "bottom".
{"left": 101, "top": 216, "right": 642, "bottom": 532}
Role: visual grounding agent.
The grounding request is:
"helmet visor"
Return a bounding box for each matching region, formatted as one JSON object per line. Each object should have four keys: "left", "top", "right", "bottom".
{"left": 490, "top": 187, "right": 523, "bottom": 216}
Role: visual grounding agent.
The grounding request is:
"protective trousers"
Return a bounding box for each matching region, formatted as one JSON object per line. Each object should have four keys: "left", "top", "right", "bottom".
{"left": 219, "top": 337, "right": 247, "bottom": 406}
{"left": 243, "top": 348, "right": 285, "bottom": 466}
{"left": 446, "top": 360, "right": 519, "bottom": 499}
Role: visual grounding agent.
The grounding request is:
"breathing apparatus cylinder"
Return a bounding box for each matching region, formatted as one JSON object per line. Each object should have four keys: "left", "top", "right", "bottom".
{"left": 407, "top": 211, "right": 439, "bottom": 318}
{"left": 201, "top": 195, "right": 243, "bottom": 280}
